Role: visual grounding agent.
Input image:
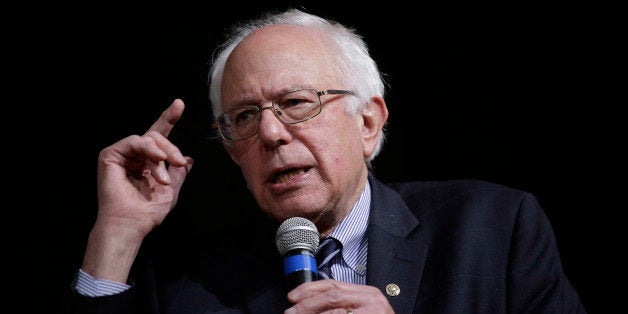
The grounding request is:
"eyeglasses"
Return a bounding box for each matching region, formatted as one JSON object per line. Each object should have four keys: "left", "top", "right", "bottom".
{"left": 215, "top": 89, "right": 356, "bottom": 142}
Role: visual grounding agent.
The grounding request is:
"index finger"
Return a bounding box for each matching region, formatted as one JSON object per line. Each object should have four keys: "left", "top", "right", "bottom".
{"left": 147, "top": 99, "right": 185, "bottom": 137}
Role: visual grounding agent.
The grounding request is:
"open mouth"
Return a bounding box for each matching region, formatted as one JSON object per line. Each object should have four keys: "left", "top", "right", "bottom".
{"left": 273, "top": 167, "right": 311, "bottom": 183}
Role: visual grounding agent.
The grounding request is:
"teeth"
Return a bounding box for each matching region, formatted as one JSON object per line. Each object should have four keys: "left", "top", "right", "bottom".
{"left": 275, "top": 168, "right": 305, "bottom": 183}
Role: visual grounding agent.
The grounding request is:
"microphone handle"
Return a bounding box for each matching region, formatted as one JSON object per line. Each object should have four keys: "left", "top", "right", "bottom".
{"left": 283, "top": 248, "right": 318, "bottom": 291}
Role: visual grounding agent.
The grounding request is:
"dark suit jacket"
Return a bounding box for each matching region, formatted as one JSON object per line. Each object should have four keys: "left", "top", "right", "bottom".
{"left": 70, "top": 174, "right": 586, "bottom": 313}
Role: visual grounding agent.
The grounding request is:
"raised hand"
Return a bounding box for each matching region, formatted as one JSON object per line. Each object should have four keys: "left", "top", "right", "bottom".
{"left": 81, "top": 99, "right": 193, "bottom": 283}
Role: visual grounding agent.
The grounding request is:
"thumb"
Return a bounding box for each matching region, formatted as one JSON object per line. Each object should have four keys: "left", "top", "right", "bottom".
{"left": 169, "top": 157, "right": 194, "bottom": 205}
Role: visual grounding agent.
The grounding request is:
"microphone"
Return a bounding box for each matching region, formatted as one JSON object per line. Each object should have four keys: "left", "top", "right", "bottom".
{"left": 275, "top": 217, "right": 320, "bottom": 291}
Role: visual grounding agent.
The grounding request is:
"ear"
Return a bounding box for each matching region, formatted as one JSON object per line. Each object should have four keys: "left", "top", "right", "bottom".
{"left": 360, "top": 96, "right": 389, "bottom": 158}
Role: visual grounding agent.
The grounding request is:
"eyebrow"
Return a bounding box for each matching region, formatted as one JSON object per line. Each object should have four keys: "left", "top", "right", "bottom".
{"left": 226, "top": 97, "right": 260, "bottom": 110}
{"left": 228, "top": 85, "right": 316, "bottom": 109}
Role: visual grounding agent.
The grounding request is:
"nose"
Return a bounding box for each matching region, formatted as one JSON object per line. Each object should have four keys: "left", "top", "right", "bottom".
{"left": 257, "top": 104, "right": 291, "bottom": 146}
{"left": 258, "top": 105, "right": 276, "bottom": 115}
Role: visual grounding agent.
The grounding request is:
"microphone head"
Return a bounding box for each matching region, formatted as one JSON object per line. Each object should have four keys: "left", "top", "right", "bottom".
{"left": 275, "top": 217, "right": 320, "bottom": 256}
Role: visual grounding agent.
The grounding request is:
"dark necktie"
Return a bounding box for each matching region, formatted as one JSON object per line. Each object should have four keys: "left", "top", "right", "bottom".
{"left": 316, "top": 237, "right": 342, "bottom": 280}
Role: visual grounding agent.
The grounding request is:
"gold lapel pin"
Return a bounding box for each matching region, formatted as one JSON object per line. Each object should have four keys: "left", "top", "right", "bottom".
{"left": 386, "top": 283, "right": 400, "bottom": 296}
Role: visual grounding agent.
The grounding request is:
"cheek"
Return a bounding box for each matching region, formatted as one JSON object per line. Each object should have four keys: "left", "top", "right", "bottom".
{"left": 313, "top": 122, "right": 362, "bottom": 166}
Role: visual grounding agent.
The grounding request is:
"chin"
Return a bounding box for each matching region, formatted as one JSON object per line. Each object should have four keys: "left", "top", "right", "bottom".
{"left": 268, "top": 207, "right": 320, "bottom": 224}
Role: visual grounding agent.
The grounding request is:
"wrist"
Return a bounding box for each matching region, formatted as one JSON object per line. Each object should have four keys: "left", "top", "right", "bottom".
{"left": 81, "top": 220, "right": 144, "bottom": 283}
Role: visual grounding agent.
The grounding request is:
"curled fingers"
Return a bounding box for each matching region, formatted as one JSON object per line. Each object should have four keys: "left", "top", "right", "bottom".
{"left": 286, "top": 280, "right": 392, "bottom": 314}
{"left": 117, "top": 132, "right": 187, "bottom": 185}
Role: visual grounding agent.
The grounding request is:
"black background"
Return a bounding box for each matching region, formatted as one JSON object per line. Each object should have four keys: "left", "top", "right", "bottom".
{"left": 5, "top": 4, "right": 621, "bottom": 313}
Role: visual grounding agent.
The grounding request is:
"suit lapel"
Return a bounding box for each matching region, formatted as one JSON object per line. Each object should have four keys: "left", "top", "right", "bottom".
{"left": 366, "top": 175, "right": 427, "bottom": 313}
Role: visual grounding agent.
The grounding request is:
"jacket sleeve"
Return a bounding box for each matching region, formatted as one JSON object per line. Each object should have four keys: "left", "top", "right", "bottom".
{"left": 69, "top": 285, "right": 137, "bottom": 314}
{"left": 507, "top": 192, "right": 586, "bottom": 313}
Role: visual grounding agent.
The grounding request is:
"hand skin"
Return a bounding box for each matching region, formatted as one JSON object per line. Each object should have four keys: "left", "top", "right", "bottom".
{"left": 81, "top": 99, "right": 193, "bottom": 284}
{"left": 285, "top": 279, "right": 395, "bottom": 314}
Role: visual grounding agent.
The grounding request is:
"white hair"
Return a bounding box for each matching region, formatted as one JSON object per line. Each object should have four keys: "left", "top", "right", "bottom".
{"left": 208, "top": 8, "right": 388, "bottom": 165}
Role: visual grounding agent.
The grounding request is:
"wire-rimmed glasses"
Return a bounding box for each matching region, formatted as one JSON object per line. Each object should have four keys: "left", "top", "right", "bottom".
{"left": 215, "top": 89, "right": 356, "bottom": 142}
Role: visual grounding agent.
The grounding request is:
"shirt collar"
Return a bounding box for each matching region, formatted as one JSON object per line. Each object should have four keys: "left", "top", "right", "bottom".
{"left": 328, "top": 180, "right": 370, "bottom": 275}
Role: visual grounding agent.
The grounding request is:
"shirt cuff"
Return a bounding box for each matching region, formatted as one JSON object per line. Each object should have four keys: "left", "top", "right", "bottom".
{"left": 74, "top": 269, "right": 131, "bottom": 297}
